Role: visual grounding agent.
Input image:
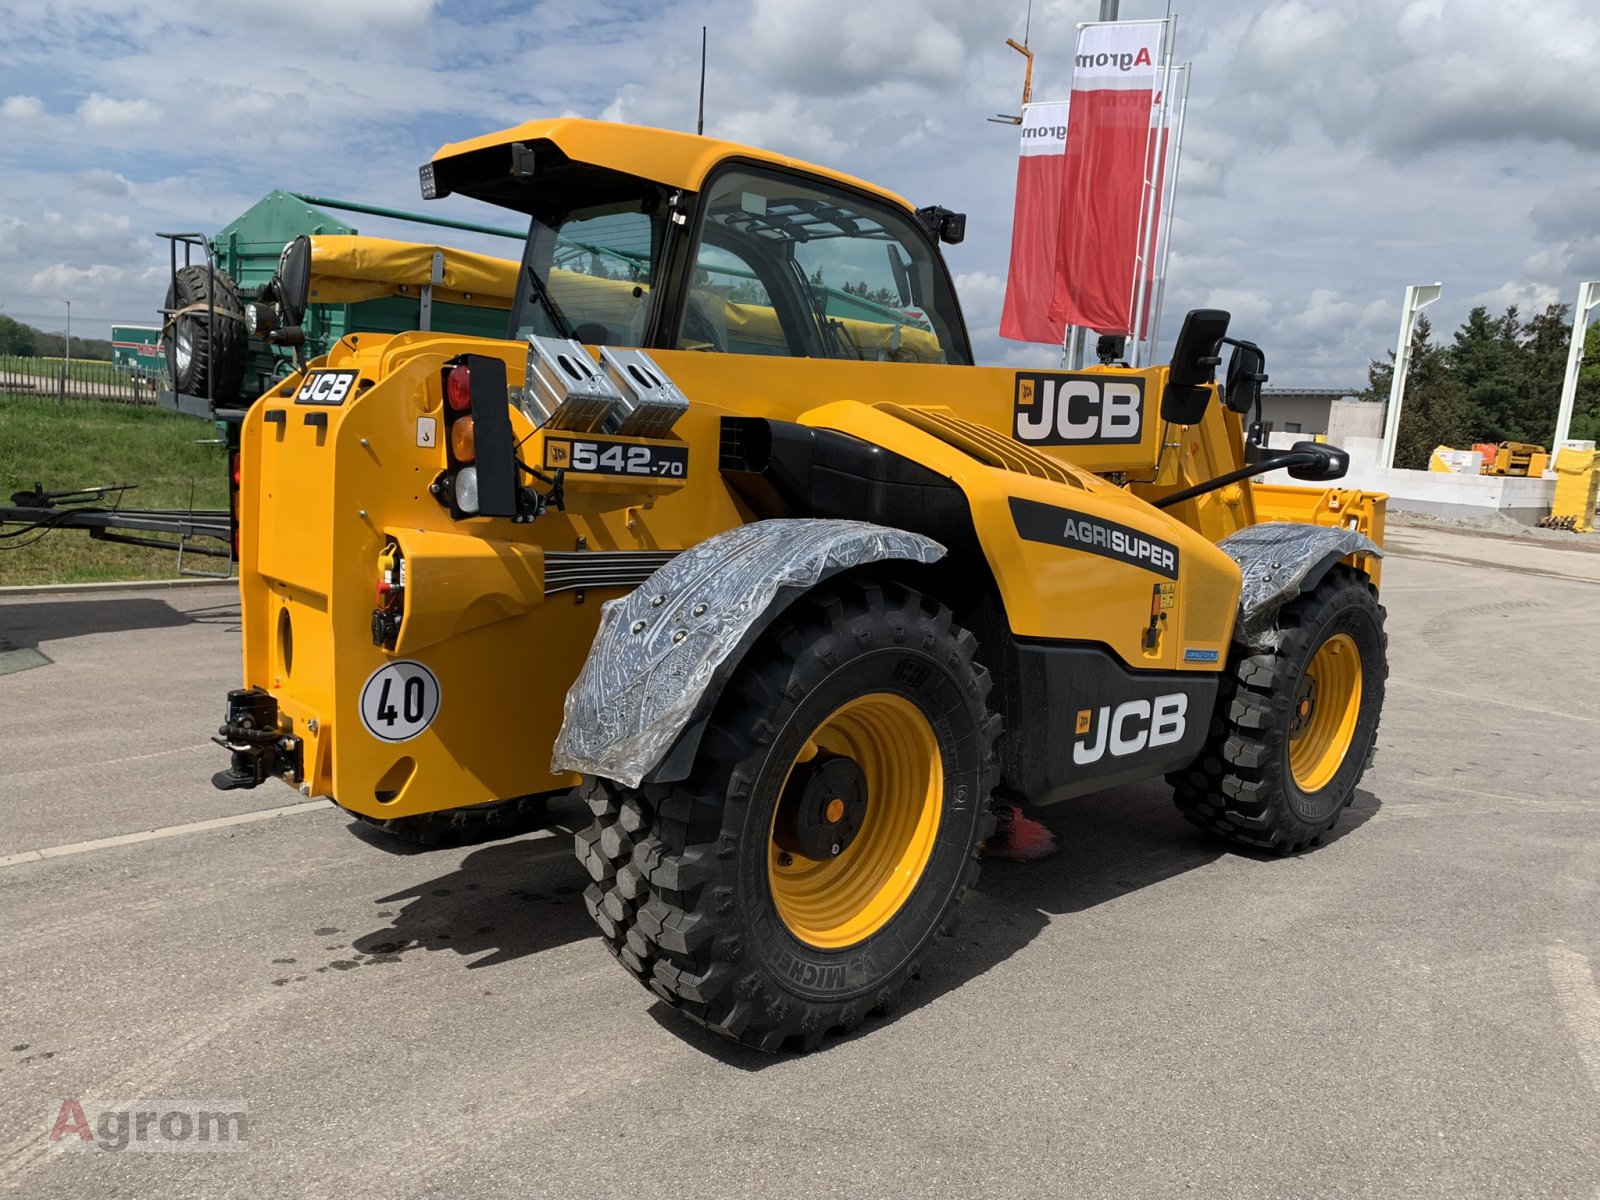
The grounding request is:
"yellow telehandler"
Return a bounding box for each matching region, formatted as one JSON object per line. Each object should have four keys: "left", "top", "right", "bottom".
{"left": 212, "top": 118, "right": 1388, "bottom": 1051}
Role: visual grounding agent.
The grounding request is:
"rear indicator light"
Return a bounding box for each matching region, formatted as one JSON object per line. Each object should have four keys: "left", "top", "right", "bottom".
{"left": 446, "top": 364, "right": 472, "bottom": 412}
{"left": 450, "top": 416, "right": 476, "bottom": 463}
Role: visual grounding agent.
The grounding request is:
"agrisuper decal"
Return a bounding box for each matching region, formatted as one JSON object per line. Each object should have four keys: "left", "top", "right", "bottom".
{"left": 1073, "top": 693, "right": 1187, "bottom": 765}
{"left": 1013, "top": 372, "right": 1144, "bottom": 446}
{"left": 1010, "top": 496, "right": 1178, "bottom": 579}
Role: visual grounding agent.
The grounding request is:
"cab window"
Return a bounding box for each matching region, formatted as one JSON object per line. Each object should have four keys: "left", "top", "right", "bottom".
{"left": 677, "top": 167, "right": 969, "bottom": 364}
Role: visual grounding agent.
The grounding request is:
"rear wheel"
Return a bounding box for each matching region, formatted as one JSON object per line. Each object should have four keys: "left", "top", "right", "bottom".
{"left": 1169, "top": 565, "right": 1386, "bottom": 853}
{"left": 576, "top": 580, "right": 999, "bottom": 1051}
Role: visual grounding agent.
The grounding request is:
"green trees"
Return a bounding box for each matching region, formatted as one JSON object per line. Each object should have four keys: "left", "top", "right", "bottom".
{"left": 1362, "top": 302, "right": 1594, "bottom": 467}
{"left": 0, "top": 314, "right": 39, "bottom": 356}
{"left": 1573, "top": 322, "right": 1600, "bottom": 444}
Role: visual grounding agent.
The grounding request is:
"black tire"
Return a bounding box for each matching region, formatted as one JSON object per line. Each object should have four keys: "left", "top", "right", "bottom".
{"left": 576, "top": 579, "right": 1000, "bottom": 1051}
{"left": 1169, "top": 565, "right": 1387, "bottom": 854}
{"left": 165, "top": 264, "right": 247, "bottom": 404}
{"left": 348, "top": 793, "right": 550, "bottom": 849}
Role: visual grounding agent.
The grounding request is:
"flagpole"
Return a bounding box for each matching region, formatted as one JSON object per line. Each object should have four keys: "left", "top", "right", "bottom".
{"left": 1126, "top": 15, "right": 1173, "bottom": 367}
{"left": 1146, "top": 62, "right": 1190, "bottom": 365}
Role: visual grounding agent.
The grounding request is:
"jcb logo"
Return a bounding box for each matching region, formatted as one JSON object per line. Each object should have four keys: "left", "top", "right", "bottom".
{"left": 1073, "top": 693, "right": 1187, "bottom": 765}
{"left": 1014, "top": 373, "right": 1144, "bottom": 446}
{"left": 296, "top": 370, "right": 358, "bottom": 406}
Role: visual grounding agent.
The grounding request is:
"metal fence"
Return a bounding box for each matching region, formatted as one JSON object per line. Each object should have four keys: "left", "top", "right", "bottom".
{"left": 0, "top": 355, "right": 161, "bottom": 405}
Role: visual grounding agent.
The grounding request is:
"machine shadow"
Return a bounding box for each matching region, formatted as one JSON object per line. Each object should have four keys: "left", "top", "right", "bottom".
{"left": 348, "top": 780, "right": 1382, "bottom": 1064}
{"left": 348, "top": 821, "right": 595, "bottom": 969}
{"left": 660, "top": 781, "right": 1384, "bottom": 1070}
{"left": 0, "top": 596, "right": 195, "bottom": 651}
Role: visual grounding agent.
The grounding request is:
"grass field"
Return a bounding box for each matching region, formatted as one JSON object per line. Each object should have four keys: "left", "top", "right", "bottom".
{"left": 0, "top": 393, "right": 230, "bottom": 586}
{"left": 1, "top": 355, "right": 135, "bottom": 384}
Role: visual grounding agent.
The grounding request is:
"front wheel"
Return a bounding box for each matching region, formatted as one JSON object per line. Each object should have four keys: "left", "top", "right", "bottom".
{"left": 576, "top": 580, "right": 999, "bottom": 1051}
{"left": 1169, "top": 564, "right": 1387, "bottom": 853}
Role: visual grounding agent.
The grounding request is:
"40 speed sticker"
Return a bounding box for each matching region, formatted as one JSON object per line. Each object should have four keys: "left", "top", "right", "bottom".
{"left": 359, "top": 660, "right": 440, "bottom": 743}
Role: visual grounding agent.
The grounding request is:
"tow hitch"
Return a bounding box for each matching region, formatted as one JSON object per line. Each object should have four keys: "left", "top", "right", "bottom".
{"left": 211, "top": 688, "right": 304, "bottom": 791}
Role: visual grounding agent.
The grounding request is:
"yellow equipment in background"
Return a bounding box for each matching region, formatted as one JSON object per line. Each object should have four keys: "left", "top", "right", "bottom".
{"left": 1482, "top": 441, "right": 1550, "bottom": 477}
{"left": 1543, "top": 446, "right": 1600, "bottom": 532}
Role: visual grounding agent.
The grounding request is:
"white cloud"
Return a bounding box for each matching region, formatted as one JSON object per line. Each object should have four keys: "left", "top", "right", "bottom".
{"left": 1, "top": 94, "right": 45, "bottom": 120}
{"left": 76, "top": 93, "right": 159, "bottom": 128}
{"left": 73, "top": 169, "right": 133, "bottom": 197}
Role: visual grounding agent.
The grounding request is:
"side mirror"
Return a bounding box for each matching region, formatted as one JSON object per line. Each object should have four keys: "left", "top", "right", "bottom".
{"left": 1161, "top": 308, "right": 1230, "bottom": 425}
{"left": 1286, "top": 440, "right": 1349, "bottom": 481}
{"left": 1224, "top": 340, "right": 1266, "bottom": 414}
{"left": 886, "top": 245, "right": 913, "bottom": 308}
{"left": 277, "top": 235, "right": 313, "bottom": 328}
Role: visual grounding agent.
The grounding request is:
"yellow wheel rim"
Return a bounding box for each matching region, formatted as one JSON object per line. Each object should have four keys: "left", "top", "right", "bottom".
{"left": 768, "top": 692, "right": 943, "bottom": 950}
{"left": 1288, "top": 633, "right": 1363, "bottom": 793}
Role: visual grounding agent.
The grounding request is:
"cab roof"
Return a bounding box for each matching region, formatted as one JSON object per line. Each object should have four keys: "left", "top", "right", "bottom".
{"left": 429, "top": 118, "right": 912, "bottom": 213}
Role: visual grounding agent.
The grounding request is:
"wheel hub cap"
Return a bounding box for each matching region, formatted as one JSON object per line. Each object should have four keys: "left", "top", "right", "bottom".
{"left": 774, "top": 750, "right": 868, "bottom": 861}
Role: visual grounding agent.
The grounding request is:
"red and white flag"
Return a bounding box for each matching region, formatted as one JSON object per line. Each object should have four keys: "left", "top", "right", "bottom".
{"left": 999, "top": 101, "right": 1071, "bottom": 345}
{"left": 1048, "top": 22, "right": 1166, "bottom": 336}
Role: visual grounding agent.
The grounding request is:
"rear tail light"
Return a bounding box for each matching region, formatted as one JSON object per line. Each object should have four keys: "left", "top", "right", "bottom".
{"left": 445, "top": 364, "right": 473, "bottom": 412}
{"left": 228, "top": 449, "right": 242, "bottom": 561}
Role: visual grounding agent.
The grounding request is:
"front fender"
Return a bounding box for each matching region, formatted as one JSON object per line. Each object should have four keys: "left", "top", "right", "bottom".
{"left": 1221, "top": 522, "right": 1382, "bottom": 649}
{"left": 550, "top": 518, "right": 944, "bottom": 787}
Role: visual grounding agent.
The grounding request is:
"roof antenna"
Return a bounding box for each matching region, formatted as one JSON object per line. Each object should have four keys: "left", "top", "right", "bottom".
{"left": 697, "top": 26, "right": 707, "bottom": 136}
{"left": 990, "top": 0, "right": 1035, "bottom": 125}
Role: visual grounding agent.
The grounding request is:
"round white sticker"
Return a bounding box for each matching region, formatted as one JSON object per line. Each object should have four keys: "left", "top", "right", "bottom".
{"left": 359, "top": 661, "right": 441, "bottom": 743}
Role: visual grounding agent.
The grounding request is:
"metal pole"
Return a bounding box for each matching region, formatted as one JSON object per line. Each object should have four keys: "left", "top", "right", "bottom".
{"left": 1126, "top": 16, "right": 1173, "bottom": 367}
{"left": 1381, "top": 282, "right": 1443, "bottom": 469}
{"left": 1099, "top": 0, "right": 1119, "bottom": 19}
{"left": 1552, "top": 280, "right": 1600, "bottom": 458}
{"left": 1146, "top": 63, "right": 1190, "bottom": 364}
{"left": 697, "top": 26, "right": 707, "bottom": 136}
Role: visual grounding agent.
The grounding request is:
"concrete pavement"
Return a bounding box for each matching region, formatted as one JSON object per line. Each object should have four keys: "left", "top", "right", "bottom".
{"left": 1, "top": 521, "right": 1597, "bottom": 1199}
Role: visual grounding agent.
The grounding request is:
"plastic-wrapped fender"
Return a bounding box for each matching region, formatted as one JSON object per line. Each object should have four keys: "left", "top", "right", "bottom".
{"left": 551, "top": 519, "right": 945, "bottom": 787}
{"left": 1220, "top": 522, "right": 1382, "bottom": 649}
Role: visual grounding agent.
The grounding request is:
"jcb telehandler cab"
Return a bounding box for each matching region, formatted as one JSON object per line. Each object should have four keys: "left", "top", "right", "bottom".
{"left": 213, "top": 119, "right": 1387, "bottom": 1051}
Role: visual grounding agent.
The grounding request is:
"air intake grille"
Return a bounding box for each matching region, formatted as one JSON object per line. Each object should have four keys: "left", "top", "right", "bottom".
{"left": 543, "top": 550, "right": 677, "bottom": 596}
{"left": 882, "top": 405, "right": 1084, "bottom": 487}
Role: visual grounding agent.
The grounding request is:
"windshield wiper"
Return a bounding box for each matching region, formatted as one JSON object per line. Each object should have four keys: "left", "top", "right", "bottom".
{"left": 525, "top": 263, "right": 577, "bottom": 339}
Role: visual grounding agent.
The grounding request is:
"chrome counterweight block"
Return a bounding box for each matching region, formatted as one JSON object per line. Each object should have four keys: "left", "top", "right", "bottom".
{"left": 523, "top": 336, "right": 623, "bottom": 431}
{"left": 598, "top": 347, "right": 690, "bottom": 438}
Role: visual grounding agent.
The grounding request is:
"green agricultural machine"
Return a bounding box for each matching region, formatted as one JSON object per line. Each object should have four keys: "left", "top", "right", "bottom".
{"left": 157, "top": 189, "right": 527, "bottom": 421}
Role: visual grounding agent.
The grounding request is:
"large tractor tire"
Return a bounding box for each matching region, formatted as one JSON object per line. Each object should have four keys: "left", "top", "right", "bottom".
{"left": 165, "top": 264, "right": 247, "bottom": 404}
{"left": 1169, "top": 564, "right": 1387, "bottom": 854}
{"left": 576, "top": 580, "right": 1000, "bottom": 1051}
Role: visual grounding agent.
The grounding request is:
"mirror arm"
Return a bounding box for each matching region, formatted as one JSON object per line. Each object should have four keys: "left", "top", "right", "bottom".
{"left": 1150, "top": 449, "right": 1324, "bottom": 510}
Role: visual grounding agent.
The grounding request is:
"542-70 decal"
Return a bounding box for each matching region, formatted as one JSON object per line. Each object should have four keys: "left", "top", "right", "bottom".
{"left": 543, "top": 435, "right": 688, "bottom": 478}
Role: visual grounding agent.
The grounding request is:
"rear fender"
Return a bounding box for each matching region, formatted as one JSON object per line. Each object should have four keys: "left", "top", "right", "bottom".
{"left": 549, "top": 518, "right": 944, "bottom": 787}
{"left": 1221, "top": 522, "right": 1382, "bottom": 649}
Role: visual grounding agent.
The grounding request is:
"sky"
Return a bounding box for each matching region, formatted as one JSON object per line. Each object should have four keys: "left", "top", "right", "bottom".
{"left": 1, "top": 0, "right": 1596, "bottom": 387}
